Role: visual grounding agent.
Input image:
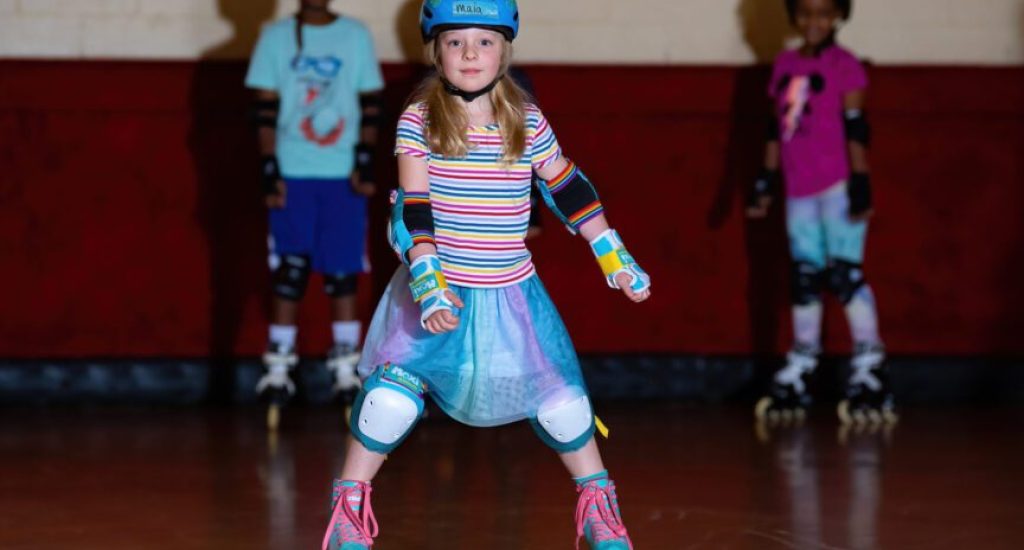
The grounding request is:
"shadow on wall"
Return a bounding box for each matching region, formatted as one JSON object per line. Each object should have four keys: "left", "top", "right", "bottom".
{"left": 396, "top": 0, "right": 425, "bottom": 63}
{"left": 203, "top": 0, "right": 281, "bottom": 59}
{"left": 737, "top": 0, "right": 794, "bottom": 63}
{"left": 706, "top": 0, "right": 793, "bottom": 358}
{"left": 189, "top": 0, "right": 279, "bottom": 400}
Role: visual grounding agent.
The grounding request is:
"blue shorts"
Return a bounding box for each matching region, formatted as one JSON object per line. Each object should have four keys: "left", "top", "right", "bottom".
{"left": 268, "top": 177, "right": 368, "bottom": 276}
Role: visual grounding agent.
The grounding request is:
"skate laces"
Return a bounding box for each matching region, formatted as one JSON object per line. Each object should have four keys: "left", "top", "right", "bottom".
{"left": 850, "top": 345, "right": 885, "bottom": 391}
{"left": 263, "top": 345, "right": 298, "bottom": 367}
{"left": 327, "top": 345, "right": 361, "bottom": 391}
{"left": 258, "top": 344, "right": 298, "bottom": 393}
{"left": 327, "top": 345, "right": 360, "bottom": 368}
{"left": 255, "top": 363, "right": 295, "bottom": 394}
{"left": 775, "top": 346, "right": 818, "bottom": 391}
{"left": 575, "top": 480, "right": 632, "bottom": 550}
{"left": 322, "top": 481, "right": 378, "bottom": 550}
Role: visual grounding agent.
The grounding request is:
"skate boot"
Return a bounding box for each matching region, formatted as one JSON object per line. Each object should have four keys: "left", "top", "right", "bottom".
{"left": 257, "top": 342, "right": 298, "bottom": 431}
{"left": 575, "top": 472, "right": 633, "bottom": 550}
{"left": 322, "top": 479, "right": 377, "bottom": 550}
{"left": 326, "top": 343, "right": 362, "bottom": 411}
{"left": 754, "top": 343, "right": 819, "bottom": 423}
{"left": 838, "top": 343, "right": 897, "bottom": 426}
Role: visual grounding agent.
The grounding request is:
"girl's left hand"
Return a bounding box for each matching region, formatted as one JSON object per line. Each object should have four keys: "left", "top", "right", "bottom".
{"left": 849, "top": 209, "right": 874, "bottom": 223}
{"left": 350, "top": 172, "right": 376, "bottom": 197}
{"left": 615, "top": 272, "right": 651, "bottom": 303}
{"left": 423, "top": 290, "right": 465, "bottom": 334}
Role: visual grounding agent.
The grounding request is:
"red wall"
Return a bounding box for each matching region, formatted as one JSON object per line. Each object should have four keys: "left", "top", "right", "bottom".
{"left": 1, "top": 61, "right": 1022, "bottom": 358}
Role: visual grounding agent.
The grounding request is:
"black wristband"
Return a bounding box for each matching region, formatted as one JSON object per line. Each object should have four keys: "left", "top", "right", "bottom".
{"left": 355, "top": 143, "right": 375, "bottom": 184}
{"left": 261, "top": 155, "right": 281, "bottom": 196}
{"left": 748, "top": 168, "right": 778, "bottom": 208}
{"left": 847, "top": 172, "right": 872, "bottom": 215}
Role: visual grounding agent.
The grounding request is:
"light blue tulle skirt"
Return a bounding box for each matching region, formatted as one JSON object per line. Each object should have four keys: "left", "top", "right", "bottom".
{"left": 357, "top": 267, "right": 589, "bottom": 427}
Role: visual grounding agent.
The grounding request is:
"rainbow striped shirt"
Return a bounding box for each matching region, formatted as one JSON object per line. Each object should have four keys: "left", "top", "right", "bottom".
{"left": 395, "top": 102, "right": 562, "bottom": 288}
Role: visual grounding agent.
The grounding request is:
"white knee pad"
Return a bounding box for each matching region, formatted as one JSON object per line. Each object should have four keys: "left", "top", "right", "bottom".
{"left": 537, "top": 392, "right": 594, "bottom": 445}
{"left": 355, "top": 385, "right": 422, "bottom": 450}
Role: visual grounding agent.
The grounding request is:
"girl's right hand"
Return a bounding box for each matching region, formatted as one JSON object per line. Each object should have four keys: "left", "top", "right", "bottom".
{"left": 616, "top": 272, "right": 652, "bottom": 303}
{"left": 265, "top": 180, "right": 287, "bottom": 209}
{"left": 423, "top": 290, "right": 464, "bottom": 334}
{"left": 745, "top": 197, "right": 772, "bottom": 218}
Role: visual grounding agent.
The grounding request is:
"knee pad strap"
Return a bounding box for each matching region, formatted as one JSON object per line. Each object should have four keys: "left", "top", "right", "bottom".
{"left": 349, "top": 364, "right": 426, "bottom": 454}
{"left": 826, "top": 259, "right": 867, "bottom": 305}
{"left": 324, "top": 273, "right": 358, "bottom": 298}
{"left": 790, "top": 261, "right": 824, "bottom": 306}
{"left": 272, "top": 254, "right": 311, "bottom": 301}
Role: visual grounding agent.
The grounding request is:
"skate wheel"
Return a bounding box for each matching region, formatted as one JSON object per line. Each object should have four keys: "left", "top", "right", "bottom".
{"left": 867, "top": 409, "right": 884, "bottom": 425}
{"left": 266, "top": 430, "right": 279, "bottom": 455}
{"left": 839, "top": 420, "right": 857, "bottom": 444}
{"left": 794, "top": 408, "right": 807, "bottom": 422}
{"left": 754, "top": 397, "right": 773, "bottom": 420}
{"left": 780, "top": 408, "right": 794, "bottom": 423}
{"left": 343, "top": 405, "right": 352, "bottom": 426}
{"left": 837, "top": 400, "right": 853, "bottom": 425}
{"left": 267, "top": 404, "right": 281, "bottom": 431}
{"left": 754, "top": 418, "right": 771, "bottom": 443}
{"left": 882, "top": 408, "right": 899, "bottom": 425}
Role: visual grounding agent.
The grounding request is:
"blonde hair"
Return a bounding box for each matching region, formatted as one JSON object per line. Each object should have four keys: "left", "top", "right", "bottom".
{"left": 412, "top": 38, "right": 529, "bottom": 163}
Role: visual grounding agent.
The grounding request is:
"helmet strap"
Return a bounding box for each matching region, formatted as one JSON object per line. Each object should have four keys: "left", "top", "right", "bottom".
{"left": 441, "top": 75, "right": 502, "bottom": 102}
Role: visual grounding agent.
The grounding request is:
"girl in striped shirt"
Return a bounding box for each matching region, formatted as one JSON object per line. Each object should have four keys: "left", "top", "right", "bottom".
{"left": 322, "top": 2, "right": 650, "bottom": 549}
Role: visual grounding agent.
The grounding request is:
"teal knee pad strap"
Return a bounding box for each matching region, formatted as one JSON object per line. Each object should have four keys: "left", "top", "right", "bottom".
{"left": 531, "top": 415, "right": 595, "bottom": 453}
{"left": 349, "top": 364, "right": 427, "bottom": 454}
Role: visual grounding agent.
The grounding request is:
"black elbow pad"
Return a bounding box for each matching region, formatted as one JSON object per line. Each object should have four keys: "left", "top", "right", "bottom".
{"left": 844, "top": 109, "right": 871, "bottom": 147}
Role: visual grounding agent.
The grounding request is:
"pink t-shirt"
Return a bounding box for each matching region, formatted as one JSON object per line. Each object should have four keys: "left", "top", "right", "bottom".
{"left": 769, "top": 45, "right": 868, "bottom": 198}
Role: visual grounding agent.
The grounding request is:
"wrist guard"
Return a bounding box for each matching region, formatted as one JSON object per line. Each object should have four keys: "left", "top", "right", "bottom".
{"left": 847, "top": 172, "right": 872, "bottom": 216}
{"left": 589, "top": 229, "right": 651, "bottom": 294}
{"left": 261, "top": 155, "right": 281, "bottom": 196}
{"left": 409, "top": 254, "right": 456, "bottom": 328}
{"left": 748, "top": 168, "right": 779, "bottom": 208}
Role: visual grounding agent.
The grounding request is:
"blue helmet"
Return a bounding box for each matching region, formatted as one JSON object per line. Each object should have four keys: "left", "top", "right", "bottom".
{"left": 420, "top": 0, "right": 520, "bottom": 43}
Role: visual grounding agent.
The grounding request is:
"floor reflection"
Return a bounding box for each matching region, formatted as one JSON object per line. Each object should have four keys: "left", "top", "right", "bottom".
{"left": 754, "top": 416, "right": 896, "bottom": 550}
{"left": 3, "top": 404, "right": 1024, "bottom": 549}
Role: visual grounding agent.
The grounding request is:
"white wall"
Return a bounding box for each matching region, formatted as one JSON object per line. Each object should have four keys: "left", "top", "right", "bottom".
{"left": 1, "top": 0, "right": 1022, "bottom": 64}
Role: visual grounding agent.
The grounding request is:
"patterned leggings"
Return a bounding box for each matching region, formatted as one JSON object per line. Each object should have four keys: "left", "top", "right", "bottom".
{"left": 786, "top": 182, "right": 881, "bottom": 349}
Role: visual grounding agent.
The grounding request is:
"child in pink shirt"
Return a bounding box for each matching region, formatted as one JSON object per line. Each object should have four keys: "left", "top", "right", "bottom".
{"left": 748, "top": 0, "right": 896, "bottom": 426}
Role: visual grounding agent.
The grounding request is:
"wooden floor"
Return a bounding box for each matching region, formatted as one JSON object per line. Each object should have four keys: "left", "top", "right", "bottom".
{"left": 2, "top": 402, "right": 1022, "bottom": 549}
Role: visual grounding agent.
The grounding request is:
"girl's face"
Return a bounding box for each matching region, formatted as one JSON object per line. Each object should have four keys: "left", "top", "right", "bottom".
{"left": 793, "top": 0, "right": 840, "bottom": 48}
{"left": 437, "top": 28, "right": 505, "bottom": 92}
